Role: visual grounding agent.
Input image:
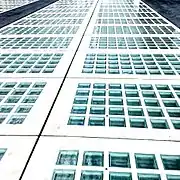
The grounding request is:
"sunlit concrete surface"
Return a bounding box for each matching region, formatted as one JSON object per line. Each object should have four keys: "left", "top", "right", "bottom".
{"left": 0, "top": 0, "right": 38, "bottom": 13}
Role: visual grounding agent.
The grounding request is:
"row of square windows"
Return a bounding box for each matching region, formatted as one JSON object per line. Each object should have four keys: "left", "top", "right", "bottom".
{"left": 13, "top": 18, "right": 84, "bottom": 25}
{"left": 96, "top": 18, "right": 168, "bottom": 25}
{"left": 52, "top": 170, "right": 180, "bottom": 180}
{"left": 68, "top": 115, "right": 180, "bottom": 129}
{"left": 55, "top": 150, "right": 180, "bottom": 170}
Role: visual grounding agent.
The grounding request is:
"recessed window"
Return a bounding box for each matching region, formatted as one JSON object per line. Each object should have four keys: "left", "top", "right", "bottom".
{"left": 83, "top": 151, "right": 104, "bottom": 166}
{"left": 90, "top": 106, "right": 105, "bottom": 115}
{"left": 127, "top": 99, "right": 141, "bottom": 106}
{"left": 163, "top": 100, "right": 179, "bottom": 107}
{"left": 171, "top": 120, "right": 180, "bottom": 129}
{"left": 0, "top": 149, "right": 6, "bottom": 161}
{"left": 56, "top": 150, "right": 78, "bottom": 165}
{"left": 166, "top": 174, "right": 180, "bottom": 180}
{"left": 145, "top": 100, "right": 160, "bottom": 107}
{"left": 88, "top": 116, "right": 105, "bottom": 126}
{"left": 74, "top": 97, "right": 88, "bottom": 104}
{"left": 109, "top": 172, "right": 132, "bottom": 180}
{"left": 92, "top": 98, "right": 106, "bottom": 105}
{"left": 138, "top": 173, "right": 161, "bottom": 180}
{"left": 81, "top": 171, "right": 103, "bottom": 180}
{"left": 109, "top": 107, "right": 124, "bottom": 115}
{"left": 161, "top": 155, "right": 180, "bottom": 170}
{"left": 109, "top": 152, "right": 130, "bottom": 168}
{"left": 68, "top": 116, "right": 85, "bottom": 125}
{"left": 151, "top": 119, "right": 169, "bottom": 129}
{"left": 71, "top": 106, "right": 87, "bottom": 114}
{"left": 52, "top": 170, "right": 75, "bottom": 180}
{"left": 135, "top": 154, "right": 158, "bottom": 169}
{"left": 159, "top": 92, "right": 174, "bottom": 98}
{"left": 109, "top": 117, "right": 126, "bottom": 127}
{"left": 126, "top": 91, "right": 139, "bottom": 97}
{"left": 147, "top": 109, "right": 164, "bottom": 117}
{"left": 130, "top": 118, "right": 147, "bottom": 128}
{"left": 140, "top": 84, "right": 153, "bottom": 90}
{"left": 128, "top": 108, "right": 144, "bottom": 116}
{"left": 167, "top": 109, "right": 180, "bottom": 117}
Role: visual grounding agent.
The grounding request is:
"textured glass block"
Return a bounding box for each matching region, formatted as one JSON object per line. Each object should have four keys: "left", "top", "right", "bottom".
{"left": 167, "top": 175, "right": 180, "bottom": 180}
{"left": 109, "top": 172, "right": 132, "bottom": 180}
{"left": 88, "top": 116, "right": 105, "bottom": 126}
{"left": 52, "top": 170, "right": 75, "bottom": 180}
{"left": 56, "top": 150, "right": 78, "bottom": 165}
{"left": 109, "top": 117, "right": 126, "bottom": 127}
{"left": 151, "top": 119, "right": 169, "bottom": 129}
{"left": 161, "top": 155, "right": 180, "bottom": 170}
{"left": 130, "top": 118, "right": 147, "bottom": 128}
{"left": 83, "top": 151, "right": 104, "bottom": 166}
{"left": 109, "top": 152, "right": 130, "bottom": 168}
{"left": 81, "top": 171, "right": 103, "bottom": 180}
{"left": 135, "top": 154, "right": 158, "bottom": 169}
{"left": 68, "top": 116, "right": 85, "bottom": 125}
{"left": 138, "top": 173, "right": 161, "bottom": 180}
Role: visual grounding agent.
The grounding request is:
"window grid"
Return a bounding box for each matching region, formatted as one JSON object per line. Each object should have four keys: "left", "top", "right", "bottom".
{"left": 93, "top": 25, "right": 176, "bottom": 34}
{"left": 68, "top": 83, "right": 180, "bottom": 129}
{"left": 0, "top": 37, "right": 73, "bottom": 49}
{"left": 0, "top": 26, "right": 79, "bottom": 35}
{"left": 13, "top": 18, "right": 84, "bottom": 25}
{"left": 0, "top": 53, "right": 63, "bottom": 73}
{"left": 89, "top": 37, "right": 180, "bottom": 49}
{"left": 52, "top": 150, "right": 180, "bottom": 180}
{"left": 0, "top": 82, "right": 46, "bottom": 124}
{"left": 82, "top": 54, "right": 180, "bottom": 75}
{"left": 95, "top": 18, "right": 169, "bottom": 25}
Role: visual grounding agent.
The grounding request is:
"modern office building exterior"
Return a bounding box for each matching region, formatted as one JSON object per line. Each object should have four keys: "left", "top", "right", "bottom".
{"left": 0, "top": 0, "right": 180, "bottom": 179}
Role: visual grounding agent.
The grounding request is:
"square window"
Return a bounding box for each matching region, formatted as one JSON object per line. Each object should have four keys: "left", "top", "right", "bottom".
{"left": 142, "top": 91, "right": 156, "bottom": 98}
{"left": 16, "top": 105, "right": 32, "bottom": 113}
{"left": 167, "top": 175, "right": 180, "bottom": 180}
{"left": 109, "top": 90, "right": 122, "bottom": 97}
{"left": 68, "top": 116, "right": 85, "bottom": 125}
{"left": 167, "top": 109, "right": 180, "bottom": 117}
{"left": 81, "top": 171, "right": 103, "bottom": 180}
{"left": 56, "top": 150, "right": 78, "bottom": 165}
{"left": 124, "top": 84, "right": 137, "bottom": 89}
{"left": 138, "top": 173, "right": 161, "bottom": 180}
{"left": 127, "top": 99, "right": 141, "bottom": 106}
{"left": 140, "top": 84, "right": 153, "bottom": 90}
{"left": 52, "top": 170, "right": 75, "bottom": 180}
{"left": 22, "top": 96, "right": 38, "bottom": 103}
{"left": 145, "top": 100, "right": 160, "bottom": 107}
{"left": 78, "top": 83, "right": 91, "bottom": 89}
{"left": 109, "top": 172, "right": 132, "bottom": 180}
{"left": 109, "top": 107, "right": 124, "bottom": 115}
{"left": 147, "top": 109, "right": 164, "bottom": 117}
{"left": 93, "top": 90, "right": 106, "bottom": 96}
{"left": 128, "top": 108, "right": 144, "bottom": 116}
{"left": 135, "top": 154, "right": 158, "bottom": 169}
{"left": 109, "top": 98, "right": 123, "bottom": 105}
{"left": 5, "top": 96, "right": 21, "bottom": 103}
{"left": 163, "top": 100, "right": 179, "bottom": 107}
{"left": 109, "top": 152, "right": 130, "bottom": 168}
{"left": 93, "top": 83, "right": 106, "bottom": 89}
{"left": 126, "top": 91, "right": 139, "bottom": 97}
{"left": 7, "top": 115, "right": 26, "bottom": 124}
{"left": 151, "top": 119, "right": 169, "bottom": 129}
{"left": 156, "top": 85, "right": 169, "bottom": 90}
{"left": 159, "top": 92, "right": 174, "bottom": 98}
{"left": 74, "top": 97, "right": 88, "bottom": 104}
{"left": 130, "top": 118, "right": 147, "bottom": 128}
{"left": 91, "top": 98, "right": 106, "bottom": 105}
{"left": 76, "top": 90, "right": 90, "bottom": 96}
{"left": 161, "top": 155, "right": 180, "bottom": 170}
{"left": 109, "top": 117, "right": 126, "bottom": 127}
{"left": 0, "top": 105, "right": 14, "bottom": 113}
{"left": 71, "top": 106, "right": 87, "bottom": 114}
{"left": 88, "top": 116, "right": 105, "bottom": 126}
{"left": 83, "top": 151, "right": 104, "bottom": 166}
{"left": 172, "top": 120, "right": 180, "bottom": 129}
